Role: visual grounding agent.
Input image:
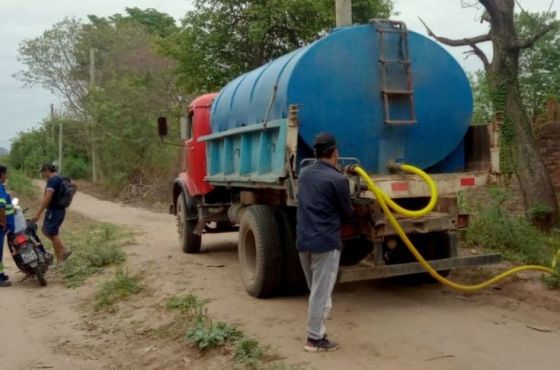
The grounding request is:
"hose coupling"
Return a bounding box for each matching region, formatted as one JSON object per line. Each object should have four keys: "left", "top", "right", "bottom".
{"left": 387, "top": 160, "right": 402, "bottom": 173}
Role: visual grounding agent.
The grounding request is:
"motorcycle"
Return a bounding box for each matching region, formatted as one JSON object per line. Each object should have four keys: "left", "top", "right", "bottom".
{"left": 7, "top": 198, "right": 53, "bottom": 286}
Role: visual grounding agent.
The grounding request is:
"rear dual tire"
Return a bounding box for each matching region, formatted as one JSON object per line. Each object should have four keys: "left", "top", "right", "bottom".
{"left": 238, "top": 206, "right": 307, "bottom": 298}
{"left": 238, "top": 205, "right": 283, "bottom": 298}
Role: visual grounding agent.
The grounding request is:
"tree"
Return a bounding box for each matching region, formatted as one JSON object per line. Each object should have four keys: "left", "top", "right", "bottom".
{"left": 422, "top": 1, "right": 559, "bottom": 228}
{"left": 469, "top": 70, "right": 493, "bottom": 124}
{"left": 16, "top": 9, "right": 183, "bottom": 193}
{"left": 163, "top": 0, "right": 392, "bottom": 93}
{"left": 517, "top": 11, "right": 560, "bottom": 120}
{"left": 16, "top": 18, "right": 88, "bottom": 114}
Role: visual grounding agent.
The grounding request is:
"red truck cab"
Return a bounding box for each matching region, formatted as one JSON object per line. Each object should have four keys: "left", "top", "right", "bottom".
{"left": 175, "top": 93, "right": 216, "bottom": 199}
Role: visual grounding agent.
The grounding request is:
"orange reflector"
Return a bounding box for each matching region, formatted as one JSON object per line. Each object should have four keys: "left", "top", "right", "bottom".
{"left": 391, "top": 182, "right": 409, "bottom": 192}
{"left": 460, "top": 177, "right": 475, "bottom": 187}
{"left": 457, "top": 214, "right": 470, "bottom": 229}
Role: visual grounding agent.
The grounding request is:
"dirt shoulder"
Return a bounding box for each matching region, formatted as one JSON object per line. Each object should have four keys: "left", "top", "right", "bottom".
{"left": 1, "top": 188, "right": 560, "bottom": 370}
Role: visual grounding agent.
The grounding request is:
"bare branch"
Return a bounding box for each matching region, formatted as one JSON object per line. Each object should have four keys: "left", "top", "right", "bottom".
{"left": 467, "top": 43, "right": 491, "bottom": 71}
{"left": 514, "top": 0, "right": 527, "bottom": 14}
{"left": 418, "top": 17, "right": 491, "bottom": 46}
{"left": 419, "top": 17, "right": 491, "bottom": 70}
{"left": 546, "top": 0, "right": 556, "bottom": 16}
{"left": 512, "top": 21, "right": 559, "bottom": 49}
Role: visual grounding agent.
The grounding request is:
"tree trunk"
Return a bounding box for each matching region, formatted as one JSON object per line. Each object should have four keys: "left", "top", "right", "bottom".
{"left": 484, "top": 0, "right": 559, "bottom": 228}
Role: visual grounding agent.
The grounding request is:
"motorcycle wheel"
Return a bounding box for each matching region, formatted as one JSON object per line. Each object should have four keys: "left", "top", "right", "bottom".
{"left": 32, "top": 265, "right": 47, "bottom": 287}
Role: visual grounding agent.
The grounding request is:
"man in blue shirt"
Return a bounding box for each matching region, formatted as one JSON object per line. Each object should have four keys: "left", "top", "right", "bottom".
{"left": 297, "top": 133, "right": 353, "bottom": 352}
{"left": 32, "top": 164, "right": 72, "bottom": 266}
{"left": 0, "top": 165, "right": 15, "bottom": 287}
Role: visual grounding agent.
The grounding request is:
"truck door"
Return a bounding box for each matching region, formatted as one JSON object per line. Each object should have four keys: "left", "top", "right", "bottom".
{"left": 185, "top": 106, "right": 213, "bottom": 196}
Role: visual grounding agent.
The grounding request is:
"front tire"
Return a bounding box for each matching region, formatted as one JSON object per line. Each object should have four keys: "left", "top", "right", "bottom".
{"left": 177, "top": 192, "right": 201, "bottom": 254}
{"left": 238, "top": 205, "right": 283, "bottom": 298}
{"left": 32, "top": 265, "right": 47, "bottom": 287}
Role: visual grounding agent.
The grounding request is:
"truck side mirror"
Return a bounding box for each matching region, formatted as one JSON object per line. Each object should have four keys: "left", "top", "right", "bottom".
{"left": 158, "top": 117, "right": 168, "bottom": 137}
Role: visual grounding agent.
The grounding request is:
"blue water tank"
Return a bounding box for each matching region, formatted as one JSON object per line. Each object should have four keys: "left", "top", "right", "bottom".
{"left": 210, "top": 23, "right": 473, "bottom": 173}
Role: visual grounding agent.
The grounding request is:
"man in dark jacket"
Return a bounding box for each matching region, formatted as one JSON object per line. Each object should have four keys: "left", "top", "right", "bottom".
{"left": 297, "top": 132, "right": 353, "bottom": 352}
{"left": 32, "top": 164, "right": 72, "bottom": 266}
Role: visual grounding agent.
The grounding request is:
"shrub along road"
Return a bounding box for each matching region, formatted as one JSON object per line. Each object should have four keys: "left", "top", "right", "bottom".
{"left": 1, "top": 188, "right": 559, "bottom": 369}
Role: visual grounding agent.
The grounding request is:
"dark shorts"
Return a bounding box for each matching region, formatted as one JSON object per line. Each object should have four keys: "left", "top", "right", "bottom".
{"left": 43, "top": 209, "right": 66, "bottom": 236}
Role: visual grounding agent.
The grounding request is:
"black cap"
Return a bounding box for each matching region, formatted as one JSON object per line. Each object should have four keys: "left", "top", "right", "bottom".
{"left": 313, "top": 132, "right": 337, "bottom": 158}
{"left": 313, "top": 132, "right": 337, "bottom": 151}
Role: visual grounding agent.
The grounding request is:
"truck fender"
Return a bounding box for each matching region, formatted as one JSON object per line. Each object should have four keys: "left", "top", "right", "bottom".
{"left": 172, "top": 175, "right": 197, "bottom": 219}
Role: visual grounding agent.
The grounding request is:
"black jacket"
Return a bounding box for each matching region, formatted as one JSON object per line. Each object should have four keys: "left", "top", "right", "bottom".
{"left": 296, "top": 160, "right": 353, "bottom": 253}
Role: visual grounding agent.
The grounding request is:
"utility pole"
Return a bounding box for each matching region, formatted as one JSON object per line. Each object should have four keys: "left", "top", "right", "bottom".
{"left": 50, "top": 104, "right": 55, "bottom": 145}
{"left": 90, "top": 47, "right": 99, "bottom": 183}
{"left": 335, "top": 0, "right": 352, "bottom": 27}
{"left": 58, "top": 117, "right": 63, "bottom": 174}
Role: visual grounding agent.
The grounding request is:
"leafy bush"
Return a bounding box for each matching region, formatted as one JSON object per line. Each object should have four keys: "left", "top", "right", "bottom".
{"left": 94, "top": 268, "right": 142, "bottom": 310}
{"left": 465, "top": 187, "right": 560, "bottom": 287}
{"left": 63, "top": 156, "right": 90, "bottom": 179}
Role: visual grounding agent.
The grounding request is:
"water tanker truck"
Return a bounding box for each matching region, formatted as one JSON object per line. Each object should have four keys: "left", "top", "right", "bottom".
{"left": 158, "top": 20, "right": 501, "bottom": 298}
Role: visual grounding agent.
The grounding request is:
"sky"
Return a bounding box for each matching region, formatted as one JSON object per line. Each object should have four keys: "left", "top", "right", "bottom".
{"left": 0, "top": 0, "right": 558, "bottom": 150}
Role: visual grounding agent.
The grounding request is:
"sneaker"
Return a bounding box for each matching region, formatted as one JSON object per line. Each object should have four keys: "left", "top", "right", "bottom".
{"left": 62, "top": 249, "right": 73, "bottom": 261}
{"left": 304, "top": 337, "right": 338, "bottom": 352}
{"left": 0, "top": 274, "right": 9, "bottom": 282}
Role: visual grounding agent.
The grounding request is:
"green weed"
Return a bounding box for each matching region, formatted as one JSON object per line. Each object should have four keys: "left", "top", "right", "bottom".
{"left": 234, "top": 337, "right": 264, "bottom": 370}
{"left": 186, "top": 319, "right": 243, "bottom": 351}
{"left": 94, "top": 268, "right": 142, "bottom": 311}
{"left": 166, "top": 293, "right": 207, "bottom": 319}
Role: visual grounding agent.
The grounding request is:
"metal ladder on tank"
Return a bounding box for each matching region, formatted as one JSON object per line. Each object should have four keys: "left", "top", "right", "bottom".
{"left": 372, "top": 19, "right": 416, "bottom": 125}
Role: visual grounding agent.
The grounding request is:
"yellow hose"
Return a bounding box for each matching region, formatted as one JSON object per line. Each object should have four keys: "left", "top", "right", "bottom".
{"left": 354, "top": 165, "right": 555, "bottom": 292}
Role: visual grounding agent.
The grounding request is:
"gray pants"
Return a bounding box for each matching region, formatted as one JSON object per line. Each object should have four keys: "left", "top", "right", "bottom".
{"left": 299, "top": 249, "right": 341, "bottom": 340}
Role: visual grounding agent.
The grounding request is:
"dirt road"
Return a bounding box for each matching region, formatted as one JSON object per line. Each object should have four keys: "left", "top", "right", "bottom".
{"left": 1, "top": 190, "right": 559, "bottom": 370}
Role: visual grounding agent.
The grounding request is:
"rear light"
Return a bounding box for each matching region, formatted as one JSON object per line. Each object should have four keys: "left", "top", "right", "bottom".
{"left": 341, "top": 224, "right": 358, "bottom": 238}
{"left": 457, "top": 214, "right": 470, "bottom": 229}
{"left": 391, "top": 182, "right": 409, "bottom": 192}
{"left": 14, "top": 234, "right": 28, "bottom": 245}
{"left": 460, "top": 177, "right": 476, "bottom": 187}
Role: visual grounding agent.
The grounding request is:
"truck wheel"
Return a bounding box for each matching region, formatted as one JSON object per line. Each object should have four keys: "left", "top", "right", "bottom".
{"left": 275, "top": 208, "right": 307, "bottom": 295}
{"left": 177, "top": 192, "right": 201, "bottom": 254}
{"left": 238, "top": 205, "right": 283, "bottom": 298}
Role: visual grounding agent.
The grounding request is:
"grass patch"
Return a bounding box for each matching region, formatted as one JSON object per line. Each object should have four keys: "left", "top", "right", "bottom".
{"left": 60, "top": 223, "right": 129, "bottom": 287}
{"left": 465, "top": 187, "right": 560, "bottom": 287}
{"left": 94, "top": 268, "right": 142, "bottom": 311}
{"left": 162, "top": 292, "right": 305, "bottom": 369}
